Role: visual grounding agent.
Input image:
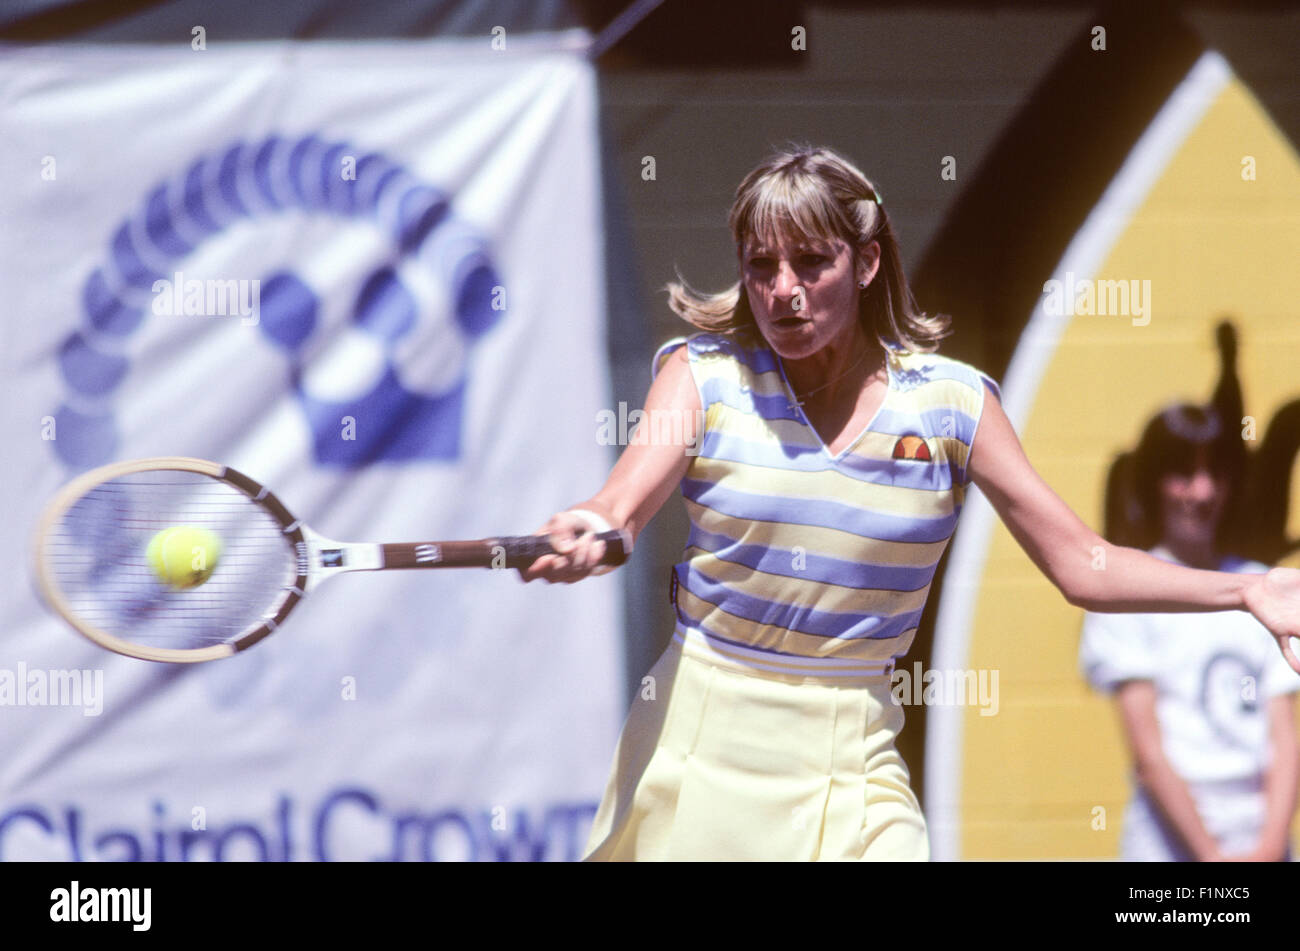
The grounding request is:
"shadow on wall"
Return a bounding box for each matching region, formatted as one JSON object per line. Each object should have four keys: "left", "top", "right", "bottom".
{"left": 1102, "top": 321, "right": 1300, "bottom": 565}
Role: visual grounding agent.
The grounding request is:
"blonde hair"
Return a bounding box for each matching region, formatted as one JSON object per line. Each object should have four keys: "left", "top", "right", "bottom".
{"left": 666, "top": 144, "right": 950, "bottom": 352}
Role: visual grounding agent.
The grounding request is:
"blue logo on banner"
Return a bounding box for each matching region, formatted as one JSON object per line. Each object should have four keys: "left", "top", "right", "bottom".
{"left": 53, "top": 135, "right": 505, "bottom": 468}
{"left": 0, "top": 788, "right": 599, "bottom": 862}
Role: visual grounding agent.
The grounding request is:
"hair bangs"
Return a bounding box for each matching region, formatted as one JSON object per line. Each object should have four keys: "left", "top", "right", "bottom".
{"left": 734, "top": 170, "right": 848, "bottom": 253}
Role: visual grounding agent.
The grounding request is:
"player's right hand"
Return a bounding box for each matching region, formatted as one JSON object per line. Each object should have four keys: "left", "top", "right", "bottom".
{"left": 516, "top": 510, "right": 610, "bottom": 584}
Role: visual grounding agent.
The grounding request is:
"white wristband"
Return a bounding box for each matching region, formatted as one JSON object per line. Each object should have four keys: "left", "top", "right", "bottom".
{"left": 565, "top": 508, "right": 631, "bottom": 575}
{"left": 566, "top": 508, "right": 613, "bottom": 534}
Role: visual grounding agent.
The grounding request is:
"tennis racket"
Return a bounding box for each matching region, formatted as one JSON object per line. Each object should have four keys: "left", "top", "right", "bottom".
{"left": 33, "top": 456, "right": 631, "bottom": 664}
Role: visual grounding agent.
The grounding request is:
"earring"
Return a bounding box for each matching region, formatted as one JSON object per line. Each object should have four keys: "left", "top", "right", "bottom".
{"left": 858, "top": 280, "right": 868, "bottom": 288}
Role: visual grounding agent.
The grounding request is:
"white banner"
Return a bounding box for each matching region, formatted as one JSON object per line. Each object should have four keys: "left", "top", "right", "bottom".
{"left": 0, "top": 34, "right": 622, "bottom": 861}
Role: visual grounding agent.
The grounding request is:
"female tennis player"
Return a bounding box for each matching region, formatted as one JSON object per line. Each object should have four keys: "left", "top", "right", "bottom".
{"left": 518, "top": 144, "right": 1300, "bottom": 861}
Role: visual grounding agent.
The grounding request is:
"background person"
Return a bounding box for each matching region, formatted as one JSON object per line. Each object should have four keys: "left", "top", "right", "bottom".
{"left": 1080, "top": 404, "right": 1300, "bottom": 861}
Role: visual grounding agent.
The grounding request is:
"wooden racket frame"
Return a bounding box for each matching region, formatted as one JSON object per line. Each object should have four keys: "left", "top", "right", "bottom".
{"left": 34, "top": 456, "right": 632, "bottom": 663}
{"left": 34, "top": 457, "right": 307, "bottom": 663}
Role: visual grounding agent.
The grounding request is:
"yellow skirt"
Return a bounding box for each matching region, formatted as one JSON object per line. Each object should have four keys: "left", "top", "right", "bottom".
{"left": 582, "top": 631, "right": 928, "bottom": 861}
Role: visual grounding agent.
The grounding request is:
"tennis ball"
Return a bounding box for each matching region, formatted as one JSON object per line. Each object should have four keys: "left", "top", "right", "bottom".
{"left": 146, "top": 526, "right": 222, "bottom": 589}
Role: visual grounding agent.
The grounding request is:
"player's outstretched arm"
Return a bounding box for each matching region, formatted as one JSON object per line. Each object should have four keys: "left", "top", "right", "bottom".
{"left": 519, "top": 345, "right": 701, "bottom": 584}
{"left": 968, "top": 385, "right": 1300, "bottom": 674}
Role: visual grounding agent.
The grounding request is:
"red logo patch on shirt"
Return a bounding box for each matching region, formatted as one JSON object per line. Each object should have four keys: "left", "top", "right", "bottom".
{"left": 892, "top": 435, "right": 932, "bottom": 461}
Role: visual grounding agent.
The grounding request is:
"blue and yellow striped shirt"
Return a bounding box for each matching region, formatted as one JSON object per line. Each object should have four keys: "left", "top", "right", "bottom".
{"left": 654, "top": 329, "right": 1000, "bottom": 678}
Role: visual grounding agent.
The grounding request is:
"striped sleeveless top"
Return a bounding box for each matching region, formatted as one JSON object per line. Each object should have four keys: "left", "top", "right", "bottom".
{"left": 654, "top": 329, "right": 1000, "bottom": 678}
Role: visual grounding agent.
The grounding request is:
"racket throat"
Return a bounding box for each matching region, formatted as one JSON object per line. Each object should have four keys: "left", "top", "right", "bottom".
{"left": 299, "top": 528, "right": 383, "bottom": 589}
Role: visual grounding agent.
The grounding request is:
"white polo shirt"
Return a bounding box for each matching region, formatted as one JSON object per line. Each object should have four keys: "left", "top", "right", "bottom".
{"left": 1079, "top": 546, "right": 1300, "bottom": 784}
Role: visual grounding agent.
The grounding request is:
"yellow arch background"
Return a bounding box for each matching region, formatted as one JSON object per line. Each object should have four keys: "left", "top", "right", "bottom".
{"left": 960, "top": 75, "right": 1300, "bottom": 859}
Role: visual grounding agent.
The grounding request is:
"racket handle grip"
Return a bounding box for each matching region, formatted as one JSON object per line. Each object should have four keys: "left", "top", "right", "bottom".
{"left": 503, "top": 528, "right": 632, "bottom": 569}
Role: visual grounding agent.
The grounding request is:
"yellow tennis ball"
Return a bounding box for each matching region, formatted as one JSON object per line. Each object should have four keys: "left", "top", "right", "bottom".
{"left": 146, "top": 526, "right": 222, "bottom": 589}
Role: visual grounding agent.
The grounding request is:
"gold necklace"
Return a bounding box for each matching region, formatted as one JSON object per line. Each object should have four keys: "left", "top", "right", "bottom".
{"left": 782, "top": 345, "right": 882, "bottom": 409}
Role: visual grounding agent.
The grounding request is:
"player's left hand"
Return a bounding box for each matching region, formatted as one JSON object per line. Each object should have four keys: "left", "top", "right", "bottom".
{"left": 1242, "top": 566, "right": 1300, "bottom": 675}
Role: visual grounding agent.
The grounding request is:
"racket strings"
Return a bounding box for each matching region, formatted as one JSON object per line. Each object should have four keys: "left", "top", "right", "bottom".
{"left": 45, "top": 472, "right": 297, "bottom": 651}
